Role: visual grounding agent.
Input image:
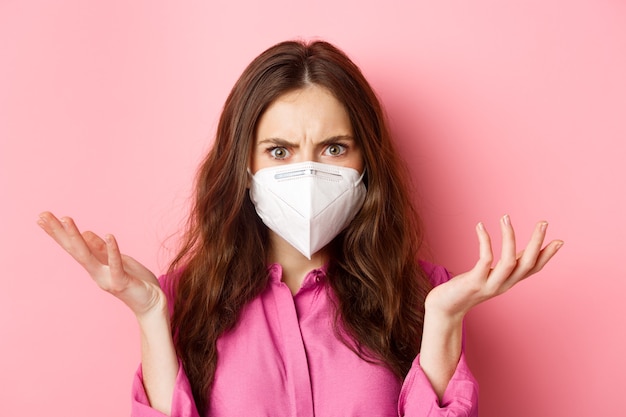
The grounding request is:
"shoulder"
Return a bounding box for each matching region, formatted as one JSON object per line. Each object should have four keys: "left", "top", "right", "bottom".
{"left": 418, "top": 259, "right": 452, "bottom": 287}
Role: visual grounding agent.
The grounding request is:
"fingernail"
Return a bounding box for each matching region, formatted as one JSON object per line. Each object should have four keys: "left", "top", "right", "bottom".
{"left": 554, "top": 240, "right": 564, "bottom": 250}
{"left": 477, "top": 222, "right": 485, "bottom": 231}
{"left": 540, "top": 221, "right": 548, "bottom": 232}
{"left": 502, "top": 214, "right": 510, "bottom": 226}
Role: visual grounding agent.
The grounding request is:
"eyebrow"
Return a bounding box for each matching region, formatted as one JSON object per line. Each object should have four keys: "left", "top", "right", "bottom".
{"left": 257, "top": 135, "right": 355, "bottom": 147}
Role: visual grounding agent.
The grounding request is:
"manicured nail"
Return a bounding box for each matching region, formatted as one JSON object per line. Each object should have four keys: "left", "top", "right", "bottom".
{"left": 554, "top": 240, "right": 564, "bottom": 250}
{"left": 540, "top": 221, "right": 548, "bottom": 232}
{"left": 477, "top": 222, "right": 485, "bottom": 231}
{"left": 502, "top": 214, "right": 510, "bottom": 226}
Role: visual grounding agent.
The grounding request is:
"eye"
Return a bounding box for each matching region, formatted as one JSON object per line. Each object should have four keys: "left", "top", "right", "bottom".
{"left": 325, "top": 144, "right": 347, "bottom": 156}
{"left": 269, "top": 146, "right": 290, "bottom": 159}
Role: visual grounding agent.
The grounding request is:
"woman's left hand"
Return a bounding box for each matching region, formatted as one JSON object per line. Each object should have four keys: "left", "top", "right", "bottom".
{"left": 425, "top": 215, "right": 563, "bottom": 320}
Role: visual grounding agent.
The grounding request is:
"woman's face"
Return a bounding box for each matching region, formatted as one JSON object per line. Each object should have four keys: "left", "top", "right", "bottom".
{"left": 250, "top": 85, "right": 364, "bottom": 174}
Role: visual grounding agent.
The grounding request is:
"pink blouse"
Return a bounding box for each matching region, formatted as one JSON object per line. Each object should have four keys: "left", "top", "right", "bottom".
{"left": 131, "top": 261, "right": 478, "bottom": 416}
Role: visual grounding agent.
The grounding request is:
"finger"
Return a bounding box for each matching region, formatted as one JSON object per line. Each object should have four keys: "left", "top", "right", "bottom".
{"left": 494, "top": 215, "right": 517, "bottom": 278}
{"left": 105, "top": 234, "right": 127, "bottom": 293}
{"left": 473, "top": 222, "right": 493, "bottom": 274}
{"left": 82, "top": 231, "right": 108, "bottom": 264}
{"left": 38, "top": 212, "right": 102, "bottom": 272}
{"left": 524, "top": 240, "right": 564, "bottom": 277}
{"left": 510, "top": 221, "right": 549, "bottom": 280}
{"left": 484, "top": 215, "right": 519, "bottom": 295}
{"left": 37, "top": 211, "right": 69, "bottom": 241}
{"left": 38, "top": 212, "right": 76, "bottom": 247}
{"left": 59, "top": 217, "right": 93, "bottom": 260}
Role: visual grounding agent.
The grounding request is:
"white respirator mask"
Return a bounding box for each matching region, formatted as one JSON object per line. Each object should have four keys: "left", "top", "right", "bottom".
{"left": 248, "top": 161, "right": 366, "bottom": 259}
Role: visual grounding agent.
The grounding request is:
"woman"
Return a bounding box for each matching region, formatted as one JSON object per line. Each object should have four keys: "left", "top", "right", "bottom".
{"left": 38, "top": 40, "right": 562, "bottom": 416}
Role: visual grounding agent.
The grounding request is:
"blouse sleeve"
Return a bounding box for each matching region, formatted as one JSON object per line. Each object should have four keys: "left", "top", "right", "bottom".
{"left": 397, "top": 262, "right": 479, "bottom": 417}
{"left": 131, "top": 361, "right": 201, "bottom": 417}
{"left": 130, "top": 272, "right": 202, "bottom": 417}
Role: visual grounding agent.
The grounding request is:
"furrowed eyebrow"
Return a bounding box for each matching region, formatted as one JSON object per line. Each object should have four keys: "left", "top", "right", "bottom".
{"left": 257, "top": 138, "right": 298, "bottom": 147}
{"left": 318, "top": 135, "right": 355, "bottom": 146}
{"left": 257, "top": 135, "right": 355, "bottom": 147}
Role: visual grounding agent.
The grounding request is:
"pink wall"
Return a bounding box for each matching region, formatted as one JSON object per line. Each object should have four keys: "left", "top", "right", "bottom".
{"left": 2, "top": 1, "right": 624, "bottom": 416}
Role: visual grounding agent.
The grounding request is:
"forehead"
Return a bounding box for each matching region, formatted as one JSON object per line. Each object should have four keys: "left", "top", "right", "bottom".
{"left": 255, "top": 85, "right": 353, "bottom": 141}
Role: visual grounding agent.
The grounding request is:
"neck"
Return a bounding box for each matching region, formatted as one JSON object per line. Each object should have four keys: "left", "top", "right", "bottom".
{"left": 268, "top": 232, "right": 327, "bottom": 295}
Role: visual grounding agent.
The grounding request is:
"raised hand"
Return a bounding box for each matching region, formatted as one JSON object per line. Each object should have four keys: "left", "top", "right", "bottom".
{"left": 417, "top": 216, "right": 563, "bottom": 399}
{"left": 425, "top": 215, "right": 563, "bottom": 319}
{"left": 37, "top": 211, "right": 166, "bottom": 319}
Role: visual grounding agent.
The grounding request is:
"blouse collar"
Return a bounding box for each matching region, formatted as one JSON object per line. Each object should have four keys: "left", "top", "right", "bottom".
{"left": 267, "top": 263, "right": 328, "bottom": 289}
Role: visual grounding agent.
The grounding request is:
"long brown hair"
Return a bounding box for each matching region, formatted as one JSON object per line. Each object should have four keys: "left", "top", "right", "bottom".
{"left": 169, "top": 40, "right": 432, "bottom": 414}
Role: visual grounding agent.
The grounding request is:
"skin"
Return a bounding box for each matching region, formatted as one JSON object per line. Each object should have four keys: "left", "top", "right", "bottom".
{"left": 38, "top": 84, "right": 563, "bottom": 413}
{"left": 250, "top": 85, "right": 364, "bottom": 293}
{"left": 36, "top": 214, "right": 177, "bottom": 414}
{"left": 419, "top": 217, "right": 563, "bottom": 398}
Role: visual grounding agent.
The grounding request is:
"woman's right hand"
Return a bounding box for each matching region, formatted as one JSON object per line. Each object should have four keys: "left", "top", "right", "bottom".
{"left": 37, "top": 211, "right": 166, "bottom": 319}
{"left": 39, "top": 212, "right": 179, "bottom": 414}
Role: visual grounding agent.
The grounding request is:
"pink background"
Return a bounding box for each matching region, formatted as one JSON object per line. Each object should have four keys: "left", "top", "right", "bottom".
{"left": 1, "top": 1, "right": 624, "bottom": 416}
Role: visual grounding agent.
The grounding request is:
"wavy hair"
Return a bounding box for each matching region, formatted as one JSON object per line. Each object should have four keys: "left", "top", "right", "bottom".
{"left": 169, "top": 40, "right": 432, "bottom": 414}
